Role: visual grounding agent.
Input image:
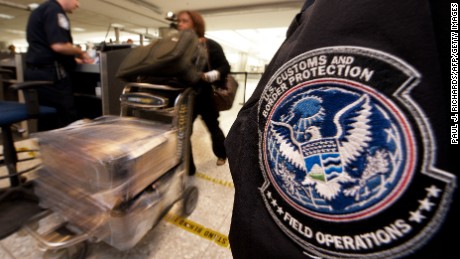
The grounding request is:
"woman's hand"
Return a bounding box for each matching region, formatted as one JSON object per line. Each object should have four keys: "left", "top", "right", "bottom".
{"left": 202, "top": 70, "right": 220, "bottom": 82}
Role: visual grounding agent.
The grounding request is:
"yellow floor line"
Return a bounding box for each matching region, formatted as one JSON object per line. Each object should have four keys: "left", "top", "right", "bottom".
{"left": 195, "top": 172, "right": 234, "bottom": 189}
{"left": 165, "top": 213, "right": 231, "bottom": 249}
{"left": 16, "top": 147, "right": 39, "bottom": 158}
{"left": 1, "top": 147, "right": 38, "bottom": 158}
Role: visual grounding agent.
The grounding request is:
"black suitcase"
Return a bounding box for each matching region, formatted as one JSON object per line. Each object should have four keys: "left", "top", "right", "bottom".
{"left": 116, "top": 29, "right": 206, "bottom": 84}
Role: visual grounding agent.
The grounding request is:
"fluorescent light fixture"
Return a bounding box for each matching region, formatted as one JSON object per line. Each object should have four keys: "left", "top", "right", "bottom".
{"left": 73, "top": 27, "right": 86, "bottom": 32}
{"left": 28, "top": 3, "right": 39, "bottom": 10}
{"left": 111, "top": 23, "right": 125, "bottom": 28}
{"left": 0, "top": 1, "right": 39, "bottom": 11}
{"left": 4, "top": 29, "right": 25, "bottom": 35}
{"left": 0, "top": 13, "right": 14, "bottom": 19}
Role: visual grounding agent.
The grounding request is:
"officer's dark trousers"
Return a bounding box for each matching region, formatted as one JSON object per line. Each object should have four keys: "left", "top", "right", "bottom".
{"left": 24, "top": 66, "right": 78, "bottom": 131}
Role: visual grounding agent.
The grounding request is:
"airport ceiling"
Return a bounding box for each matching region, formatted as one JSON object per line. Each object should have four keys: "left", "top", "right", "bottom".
{"left": 0, "top": 0, "right": 303, "bottom": 60}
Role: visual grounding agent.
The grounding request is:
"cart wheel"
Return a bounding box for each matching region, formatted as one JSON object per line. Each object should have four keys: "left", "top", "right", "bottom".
{"left": 43, "top": 241, "right": 88, "bottom": 259}
{"left": 182, "top": 186, "right": 199, "bottom": 216}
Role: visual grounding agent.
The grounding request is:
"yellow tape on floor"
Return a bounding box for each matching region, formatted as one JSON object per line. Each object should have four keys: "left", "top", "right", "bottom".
{"left": 16, "top": 147, "right": 38, "bottom": 158}
{"left": 195, "top": 172, "right": 234, "bottom": 189}
{"left": 165, "top": 213, "right": 231, "bottom": 249}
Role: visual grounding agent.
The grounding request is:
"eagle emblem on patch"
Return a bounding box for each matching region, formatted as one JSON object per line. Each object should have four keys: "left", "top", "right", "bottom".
{"left": 258, "top": 46, "right": 456, "bottom": 258}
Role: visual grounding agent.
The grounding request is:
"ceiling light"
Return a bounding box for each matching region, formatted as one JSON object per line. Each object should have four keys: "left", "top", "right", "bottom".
{"left": 4, "top": 29, "right": 25, "bottom": 35}
{"left": 28, "top": 3, "right": 39, "bottom": 10}
{"left": 111, "top": 23, "right": 125, "bottom": 28}
{"left": 73, "top": 27, "right": 86, "bottom": 32}
{"left": 0, "top": 1, "right": 38, "bottom": 11}
{"left": 0, "top": 13, "right": 14, "bottom": 19}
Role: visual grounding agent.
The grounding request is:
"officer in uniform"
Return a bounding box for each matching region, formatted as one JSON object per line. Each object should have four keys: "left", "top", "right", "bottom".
{"left": 225, "top": 0, "right": 457, "bottom": 258}
{"left": 25, "top": 0, "right": 92, "bottom": 130}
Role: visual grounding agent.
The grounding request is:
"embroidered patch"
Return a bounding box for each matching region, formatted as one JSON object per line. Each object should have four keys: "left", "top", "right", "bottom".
{"left": 57, "top": 13, "right": 69, "bottom": 30}
{"left": 258, "top": 46, "right": 456, "bottom": 258}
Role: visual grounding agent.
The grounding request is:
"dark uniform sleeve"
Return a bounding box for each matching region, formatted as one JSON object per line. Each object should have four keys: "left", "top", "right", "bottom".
{"left": 225, "top": 0, "right": 458, "bottom": 258}
{"left": 43, "top": 3, "right": 72, "bottom": 45}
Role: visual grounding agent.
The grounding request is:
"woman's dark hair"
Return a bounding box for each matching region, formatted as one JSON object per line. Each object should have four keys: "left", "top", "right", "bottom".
{"left": 177, "top": 10, "right": 206, "bottom": 37}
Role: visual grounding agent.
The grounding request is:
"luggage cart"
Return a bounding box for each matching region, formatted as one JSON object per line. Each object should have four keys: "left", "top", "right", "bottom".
{"left": 23, "top": 83, "right": 199, "bottom": 258}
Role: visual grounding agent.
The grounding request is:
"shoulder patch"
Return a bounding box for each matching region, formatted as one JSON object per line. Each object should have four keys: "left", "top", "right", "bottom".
{"left": 57, "top": 13, "right": 69, "bottom": 30}
{"left": 257, "top": 46, "right": 456, "bottom": 258}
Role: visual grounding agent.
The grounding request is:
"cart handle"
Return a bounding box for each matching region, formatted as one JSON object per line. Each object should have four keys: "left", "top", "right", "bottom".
{"left": 120, "top": 92, "right": 169, "bottom": 109}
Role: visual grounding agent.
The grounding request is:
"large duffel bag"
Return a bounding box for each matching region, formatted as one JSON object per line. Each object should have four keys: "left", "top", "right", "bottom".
{"left": 116, "top": 29, "right": 206, "bottom": 84}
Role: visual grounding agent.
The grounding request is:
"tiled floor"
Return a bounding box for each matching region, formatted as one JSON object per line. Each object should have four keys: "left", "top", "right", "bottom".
{"left": 0, "top": 79, "right": 254, "bottom": 258}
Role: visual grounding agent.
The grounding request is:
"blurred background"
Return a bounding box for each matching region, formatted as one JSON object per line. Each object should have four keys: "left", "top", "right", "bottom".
{"left": 0, "top": 0, "right": 304, "bottom": 73}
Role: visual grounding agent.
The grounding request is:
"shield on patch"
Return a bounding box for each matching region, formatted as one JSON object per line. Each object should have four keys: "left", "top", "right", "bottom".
{"left": 302, "top": 138, "right": 343, "bottom": 182}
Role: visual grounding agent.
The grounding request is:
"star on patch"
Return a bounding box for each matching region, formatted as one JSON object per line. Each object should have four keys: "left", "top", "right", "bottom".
{"left": 425, "top": 185, "right": 441, "bottom": 198}
{"left": 277, "top": 207, "right": 284, "bottom": 215}
{"left": 409, "top": 210, "right": 426, "bottom": 223}
{"left": 418, "top": 198, "right": 435, "bottom": 211}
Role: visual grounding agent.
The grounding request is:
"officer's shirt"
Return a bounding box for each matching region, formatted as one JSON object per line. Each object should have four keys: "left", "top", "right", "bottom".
{"left": 25, "top": 0, "right": 75, "bottom": 70}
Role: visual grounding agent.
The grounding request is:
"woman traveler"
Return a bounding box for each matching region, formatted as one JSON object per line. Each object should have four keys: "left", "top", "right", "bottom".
{"left": 176, "top": 10, "right": 231, "bottom": 175}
